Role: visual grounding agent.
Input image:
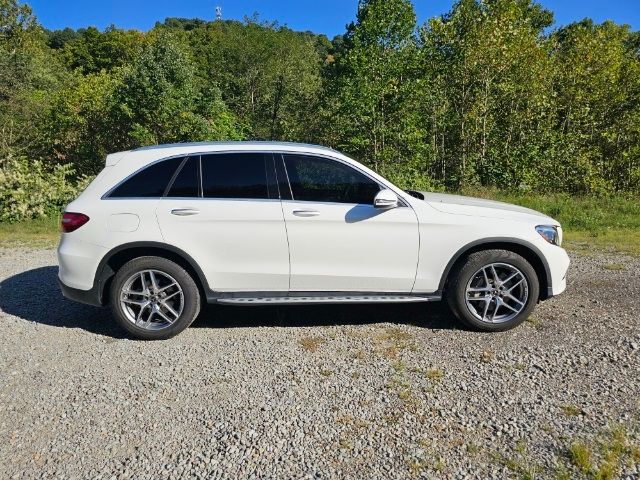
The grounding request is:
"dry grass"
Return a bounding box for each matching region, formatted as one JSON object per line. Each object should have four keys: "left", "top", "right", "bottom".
{"left": 425, "top": 368, "right": 444, "bottom": 381}
{"left": 561, "top": 404, "right": 582, "bottom": 417}
{"left": 374, "top": 326, "right": 418, "bottom": 359}
{"left": 480, "top": 350, "right": 495, "bottom": 363}
{"left": 298, "top": 336, "right": 326, "bottom": 352}
{"left": 338, "top": 436, "right": 354, "bottom": 451}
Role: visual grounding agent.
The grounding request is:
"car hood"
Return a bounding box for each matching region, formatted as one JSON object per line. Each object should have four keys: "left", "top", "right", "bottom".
{"left": 417, "top": 192, "right": 558, "bottom": 224}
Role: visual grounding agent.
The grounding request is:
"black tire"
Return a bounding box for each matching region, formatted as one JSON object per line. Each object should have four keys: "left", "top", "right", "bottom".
{"left": 446, "top": 249, "right": 539, "bottom": 332}
{"left": 109, "top": 256, "right": 201, "bottom": 340}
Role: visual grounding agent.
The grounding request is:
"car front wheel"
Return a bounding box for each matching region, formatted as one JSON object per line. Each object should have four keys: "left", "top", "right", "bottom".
{"left": 110, "top": 256, "right": 201, "bottom": 340}
{"left": 447, "top": 249, "right": 539, "bottom": 331}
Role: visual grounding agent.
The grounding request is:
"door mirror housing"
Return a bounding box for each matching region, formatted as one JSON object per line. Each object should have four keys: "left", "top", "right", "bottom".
{"left": 373, "top": 189, "right": 399, "bottom": 209}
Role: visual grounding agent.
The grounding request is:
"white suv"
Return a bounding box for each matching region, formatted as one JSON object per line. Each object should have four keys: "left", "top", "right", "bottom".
{"left": 58, "top": 142, "right": 570, "bottom": 340}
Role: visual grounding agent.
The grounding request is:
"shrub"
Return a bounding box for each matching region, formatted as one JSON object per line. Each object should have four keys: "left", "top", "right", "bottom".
{"left": 0, "top": 156, "right": 90, "bottom": 222}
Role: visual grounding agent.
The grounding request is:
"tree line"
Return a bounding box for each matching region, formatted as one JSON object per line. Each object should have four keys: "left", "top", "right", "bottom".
{"left": 1, "top": 0, "right": 639, "bottom": 209}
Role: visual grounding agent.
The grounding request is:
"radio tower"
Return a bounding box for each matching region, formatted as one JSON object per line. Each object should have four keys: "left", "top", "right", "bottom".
{"left": 215, "top": 6, "right": 222, "bottom": 21}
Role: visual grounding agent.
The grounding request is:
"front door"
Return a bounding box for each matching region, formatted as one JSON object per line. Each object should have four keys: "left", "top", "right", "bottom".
{"left": 156, "top": 153, "right": 289, "bottom": 292}
{"left": 279, "top": 154, "right": 419, "bottom": 292}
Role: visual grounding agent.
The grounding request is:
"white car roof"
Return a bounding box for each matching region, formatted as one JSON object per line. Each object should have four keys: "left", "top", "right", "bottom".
{"left": 106, "top": 141, "right": 342, "bottom": 167}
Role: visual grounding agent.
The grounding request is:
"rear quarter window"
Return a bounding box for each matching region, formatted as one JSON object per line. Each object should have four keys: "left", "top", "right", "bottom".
{"left": 108, "top": 157, "right": 184, "bottom": 198}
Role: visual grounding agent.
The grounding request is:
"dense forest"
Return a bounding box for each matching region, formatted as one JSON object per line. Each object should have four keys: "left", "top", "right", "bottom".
{"left": 1, "top": 0, "right": 639, "bottom": 221}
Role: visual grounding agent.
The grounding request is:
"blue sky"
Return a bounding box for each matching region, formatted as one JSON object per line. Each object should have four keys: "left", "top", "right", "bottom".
{"left": 29, "top": 1, "right": 640, "bottom": 37}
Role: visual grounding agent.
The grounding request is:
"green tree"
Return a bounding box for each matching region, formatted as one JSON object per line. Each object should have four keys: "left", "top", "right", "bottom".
{"left": 37, "top": 70, "right": 122, "bottom": 174}
{"left": 420, "top": 0, "right": 555, "bottom": 190}
{"left": 327, "top": 0, "right": 426, "bottom": 187}
{"left": 0, "top": 0, "right": 64, "bottom": 159}
{"left": 183, "top": 17, "right": 325, "bottom": 141}
{"left": 550, "top": 20, "right": 640, "bottom": 193}
{"left": 59, "top": 26, "right": 144, "bottom": 74}
{"left": 113, "top": 32, "right": 241, "bottom": 149}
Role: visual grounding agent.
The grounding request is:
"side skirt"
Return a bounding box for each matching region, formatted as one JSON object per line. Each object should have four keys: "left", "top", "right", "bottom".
{"left": 207, "top": 292, "right": 442, "bottom": 306}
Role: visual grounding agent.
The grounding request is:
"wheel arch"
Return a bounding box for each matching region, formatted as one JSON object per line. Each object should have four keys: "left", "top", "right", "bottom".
{"left": 94, "top": 242, "right": 211, "bottom": 305}
{"left": 438, "top": 238, "right": 552, "bottom": 300}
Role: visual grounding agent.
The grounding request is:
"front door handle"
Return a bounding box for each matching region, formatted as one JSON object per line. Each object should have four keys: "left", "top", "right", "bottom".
{"left": 292, "top": 209, "right": 320, "bottom": 217}
{"left": 171, "top": 208, "right": 200, "bottom": 216}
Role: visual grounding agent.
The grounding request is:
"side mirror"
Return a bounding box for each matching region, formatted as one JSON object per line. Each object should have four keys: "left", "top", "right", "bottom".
{"left": 374, "top": 189, "right": 399, "bottom": 209}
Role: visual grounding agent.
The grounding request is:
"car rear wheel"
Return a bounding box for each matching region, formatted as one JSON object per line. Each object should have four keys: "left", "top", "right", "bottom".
{"left": 446, "top": 249, "right": 539, "bottom": 331}
{"left": 110, "top": 256, "right": 201, "bottom": 340}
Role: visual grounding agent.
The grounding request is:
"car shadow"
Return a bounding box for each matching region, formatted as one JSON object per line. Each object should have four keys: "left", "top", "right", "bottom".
{"left": 0, "top": 266, "right": 460, "bottom": 338}
{"left": 195, "top": 302, "right": 457, "bottom": 331}
{"left": 0, "top": 266, "right": 124, "bottom": 338}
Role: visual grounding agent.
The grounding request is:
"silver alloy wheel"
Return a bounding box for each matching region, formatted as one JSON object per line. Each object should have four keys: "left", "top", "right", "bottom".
{"left": 120, "top": 269, "right": 184, "bottom": 330}
{"left": 465, "top": 262, "right": 529, "bottom": 324}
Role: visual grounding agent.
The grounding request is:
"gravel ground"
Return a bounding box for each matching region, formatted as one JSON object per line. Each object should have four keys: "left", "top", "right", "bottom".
{"left": 0, "top": 247, "right": 639, "bottom": 479}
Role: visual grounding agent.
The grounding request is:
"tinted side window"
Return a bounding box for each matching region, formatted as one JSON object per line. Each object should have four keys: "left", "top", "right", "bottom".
{"left": 167, "top": 157, "right": 199, "bottom": 198}
{"left": 201, "top": 153, "right": 270, "bottom": 199}
{"left": 283, "top": 154, "right": 380, "bottom": 204}
{"left": 109, "top": 157, "right": 183, "bottom": 198}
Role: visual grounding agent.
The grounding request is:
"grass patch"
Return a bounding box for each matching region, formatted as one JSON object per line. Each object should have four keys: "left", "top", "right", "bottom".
{"left": 463, "top": 190, "right": 640, "bottom": 255}
{"left": 374, "top": 326, "right": 418, "bottom": 359}
{"left": 338, "top": 436, "right": 354, "bottom": 451}
{"left": 391, "top": 360, "right": 406, "bottom": 373}
{"left": 514, "top": 362, "right": 527, "bottom": 371}
{"left": 562, "top": 425, "right": 640, "bottom": 479}
{"left": 425, "top": 368, "right": 444, "bottom": 381}
{"left": 0, "top": 216, "right": 60, "bottom": 248}
{"left": 565, "top": 229, "right": 640, "bottom": 256}
{"left": 561, "top": 404, "right": 582, "bottom": 417}
{"left": 602, "top": 263, "right": 626, "bottom": 271}
{"left": 569, "top": 442, "right": 593, "bottom": 473}
{"left": 407, "top": 458, "right": 429, "bottom": 476}
{"left": 375, "top": 326, "right": 412, "bottom": 343}
{"left": 465, "top": 191, "right": 640, "bottom": 231}
{"left": 492, "top": 441, "right": 542, "bottom": 480}
{"left": 526, "top": 316, "right": 541, "bottom": 329}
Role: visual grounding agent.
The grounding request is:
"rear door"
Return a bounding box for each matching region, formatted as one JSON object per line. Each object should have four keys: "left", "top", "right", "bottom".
{"left": 278, "top": 153, "right": 420, "bottom": 292}
{"left": 156, "top": 152, "right": 289, "bottom": 292}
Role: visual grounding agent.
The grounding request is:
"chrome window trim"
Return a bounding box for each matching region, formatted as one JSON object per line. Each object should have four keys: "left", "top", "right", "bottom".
{"left": 101, "top": 149, "right": 409, "bottom": 206}
{"left": 158, "top": 197, "right": 283, "bottom": 203}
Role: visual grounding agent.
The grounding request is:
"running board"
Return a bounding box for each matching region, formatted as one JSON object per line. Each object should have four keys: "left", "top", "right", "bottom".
{"left": 215, "top": 294, "right": 440, "bottom": 306}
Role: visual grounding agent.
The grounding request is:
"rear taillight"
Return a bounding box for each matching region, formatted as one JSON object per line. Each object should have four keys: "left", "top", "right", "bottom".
{"left": 61, "top": 212, "right": 90, "bottom": 233}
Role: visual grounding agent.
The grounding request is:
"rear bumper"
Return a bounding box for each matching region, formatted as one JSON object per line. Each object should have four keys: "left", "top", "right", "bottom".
{"left": 59, "top": 278, "right": 103, "bottom": 307}
{"left": 57, "top": 234, "right": 106, "bottom": 291}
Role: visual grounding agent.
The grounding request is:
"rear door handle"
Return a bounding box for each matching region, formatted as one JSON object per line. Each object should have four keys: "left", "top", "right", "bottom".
{"left": 292, "top": 209, "right": 320, "bottom": 217}
{"left": 171, "top": 208, "right": 200, "bottom": 216}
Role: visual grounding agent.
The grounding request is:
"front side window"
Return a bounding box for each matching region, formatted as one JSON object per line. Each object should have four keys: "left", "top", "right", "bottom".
{"left": 109, "top": 157, "right": 183, "bottom": 198}
{"left": 201, "top": 153, "right": 270, "bottom": 199}
{"left": 283, "top": 154, "right": 380, "bottom": 204}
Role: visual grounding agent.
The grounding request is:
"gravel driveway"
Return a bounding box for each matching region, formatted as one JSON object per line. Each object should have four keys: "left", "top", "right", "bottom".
{"left": 0, "top": 248, "right": 638, "bottom": 479}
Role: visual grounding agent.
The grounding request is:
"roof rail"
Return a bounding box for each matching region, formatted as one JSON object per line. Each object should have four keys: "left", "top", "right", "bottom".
{"left": 133, "top": 140, "right": 340, "bottom": 153}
